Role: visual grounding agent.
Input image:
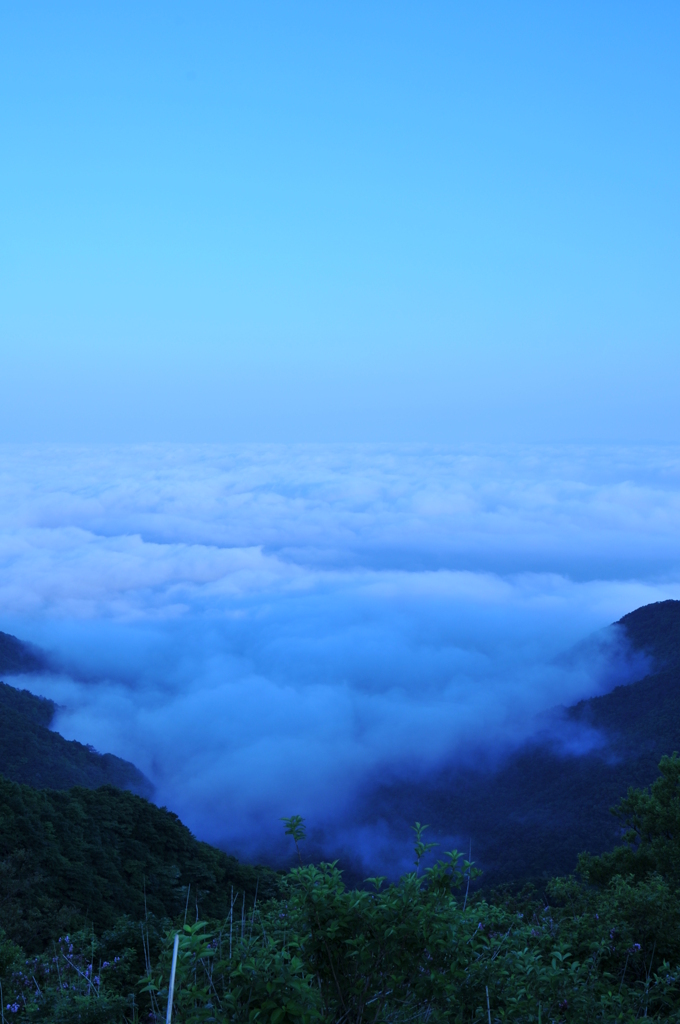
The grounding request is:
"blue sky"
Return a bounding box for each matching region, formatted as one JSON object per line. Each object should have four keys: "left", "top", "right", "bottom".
{"left": 2, "top": 2, "right": 679, "bottom": 442}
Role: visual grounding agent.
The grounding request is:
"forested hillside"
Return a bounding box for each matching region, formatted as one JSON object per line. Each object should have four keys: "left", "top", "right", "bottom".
{"left": 366, "top": 600, "right": 680, "bottom": 882}
{"left": 0, "top": 630, "right": 151, "bottom": 794}
{"left": 0, "top": 681, "right": 152, "bottom": 794}
{"left": 0, "top": 776, "right": 278, "bottom": 952}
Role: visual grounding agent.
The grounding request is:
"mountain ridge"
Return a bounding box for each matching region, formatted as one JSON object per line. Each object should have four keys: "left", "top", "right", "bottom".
{"left": 361, "top": 599, "right": 680, "bottom": 882}
{"left": 0, "top": 629, "right": 152, "bottom": 796}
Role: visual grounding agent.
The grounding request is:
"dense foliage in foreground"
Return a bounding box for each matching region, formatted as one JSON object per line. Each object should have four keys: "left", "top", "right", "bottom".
{"left": 5, "top": 756, "right": 680, "bottom": 1022}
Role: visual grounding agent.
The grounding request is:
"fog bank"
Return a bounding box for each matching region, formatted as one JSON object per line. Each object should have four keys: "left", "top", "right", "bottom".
{"left": 1, "top": 443, "right": 679, "bottom": 867}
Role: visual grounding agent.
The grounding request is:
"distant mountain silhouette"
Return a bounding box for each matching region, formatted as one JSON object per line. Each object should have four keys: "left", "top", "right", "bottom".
{"left": 362, "top": 600, "right": 680, "bottom": 884}
{"left": 0, "top": 629, "right": 151, "bottom": 796}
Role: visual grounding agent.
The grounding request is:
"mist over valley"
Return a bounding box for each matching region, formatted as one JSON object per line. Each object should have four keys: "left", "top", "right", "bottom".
{"left": 2, "top": 443, "right": 680, "bottom": 876}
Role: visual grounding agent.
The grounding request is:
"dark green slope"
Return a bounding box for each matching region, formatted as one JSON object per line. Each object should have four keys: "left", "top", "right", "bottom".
{"left": 0, "top": 680, "right": 151, "bottom": 794}
{"left": 0, "top": 632, "right": 277, "bottom": 953}
{"left": 618, "top": 599, "right": 680, "bottom": 665}
{"left": 0, "top": 629, "right": 46, "bottom": 676}
{"left": 365, "top": 600, "right": 680, "bottom": 884}
{"left": 0, "top": 776, "right": 278, "bottom": 951}
{"left": 0, "top": 629, "right": 151, "bottom": 795}
{"left": 568, "top": 600, "right": 680, "bottom": 757}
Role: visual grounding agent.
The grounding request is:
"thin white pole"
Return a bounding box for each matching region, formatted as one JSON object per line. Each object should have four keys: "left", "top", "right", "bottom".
{"left": 166, "top": 933, "right": 180, "bottom": 1024}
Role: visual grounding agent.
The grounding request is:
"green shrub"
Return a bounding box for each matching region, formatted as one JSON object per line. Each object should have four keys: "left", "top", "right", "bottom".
{"left": 7, "top": 759, "right": 680, "bottom": 1021}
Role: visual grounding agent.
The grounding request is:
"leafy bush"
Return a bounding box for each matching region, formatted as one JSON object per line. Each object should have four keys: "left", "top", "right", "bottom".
{"left": 579, "top": 752, "right": 680, "bottom": 886}
{"left": 6, "top": 760, "right": 680, "bottom": 1020}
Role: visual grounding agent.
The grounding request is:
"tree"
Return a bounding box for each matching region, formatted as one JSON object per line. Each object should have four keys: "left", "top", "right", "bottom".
{"left": 579, "top": 752, "right": 680, "bottom": 885}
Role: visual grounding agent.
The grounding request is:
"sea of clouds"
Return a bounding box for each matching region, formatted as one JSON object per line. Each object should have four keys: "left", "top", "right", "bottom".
{"left": 1, "top": 443, "right": 680, "bottom": 869}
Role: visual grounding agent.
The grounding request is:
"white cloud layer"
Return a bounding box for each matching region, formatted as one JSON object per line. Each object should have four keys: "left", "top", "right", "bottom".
{"left": 1, "top": 443, "right": 680, "bottom": 867}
